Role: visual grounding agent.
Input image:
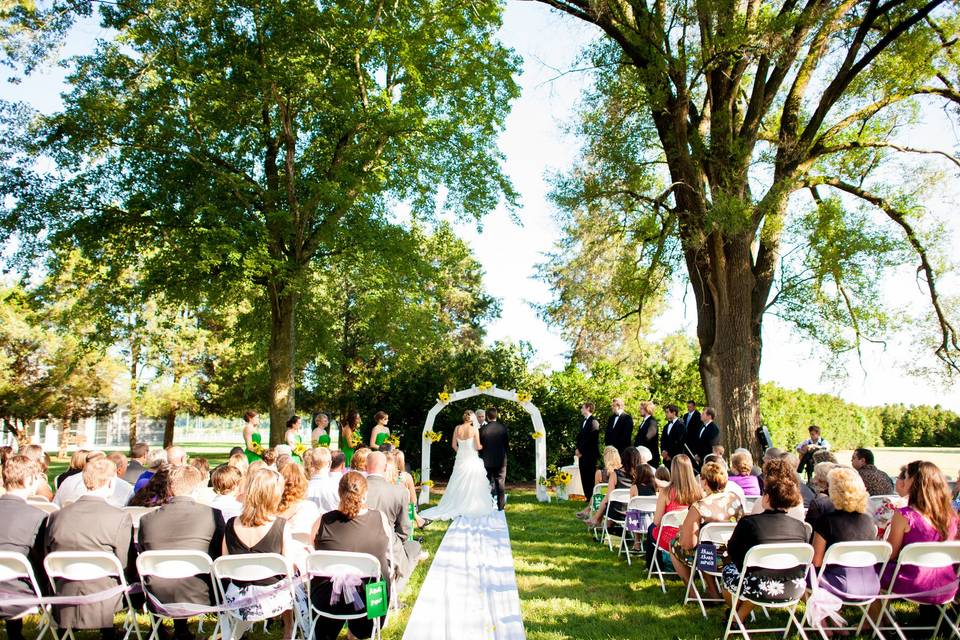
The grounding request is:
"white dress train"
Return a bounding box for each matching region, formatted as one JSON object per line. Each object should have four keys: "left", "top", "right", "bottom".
{"left": 420, "top": 438, "right": 496, "bottom": 520}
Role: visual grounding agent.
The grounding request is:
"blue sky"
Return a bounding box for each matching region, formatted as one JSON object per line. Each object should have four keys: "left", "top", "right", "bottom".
{"left": 4, "top": 1, "right": 959, "bottom": 411}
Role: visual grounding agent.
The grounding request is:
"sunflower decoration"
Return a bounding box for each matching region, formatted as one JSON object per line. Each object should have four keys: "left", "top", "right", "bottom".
{"left": 421, "top": 480, "right": 434, "bottom": 489}
{"left": 537, "top": 475, "right": 548, "bottom": 487}
{"left": 249, "top": 442, "right": 265, "bottom": 455}
{"left": 477, "top": 381, "right": 494, "bottom": 392}
{"left": 515, "top": 390, "right": 532, "bottom": 404}
{"left": 292, "top": 442, "right": 308, "bottom": 458}
{"left": 348, "top": 432, "right": 363, "bottom": 448}
{"left": 438, "top": 391, "right": 451, "bottom": 404}
{"left": 555, "top": 471, "right": 572, "bottom": 486}
{"left": 423, "top": 431, "right": 443, "bottom": 443}
{"left": 385, "top": 434, "right": 400, "bottom": 447}
{"left": 530, "top": 431, "right": 543, "bottom": 440}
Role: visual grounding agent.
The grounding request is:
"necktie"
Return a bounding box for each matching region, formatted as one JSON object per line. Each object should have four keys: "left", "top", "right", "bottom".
{"left": 685, "top": 412, "right": 691, "bottom": 426}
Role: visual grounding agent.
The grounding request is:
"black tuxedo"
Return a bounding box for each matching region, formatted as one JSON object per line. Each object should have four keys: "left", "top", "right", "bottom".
{"left": 683, "top": 409, "right": 702, "bottom": 435}
{"left": 480, "top": 420, "right": 509, "bottom": 510}
{"left": 660, "top": 418, "right": 687, "bottom": 467}
{"left": 688, "top": 421, "right": 721, "bottom": 468}
{"left": 605, "top": 412, "right": 633, "bottom": 455}
{"left": 575, "top": 415, "right": 600, "bottom": 497}
{"left": 633, "top": 415, "right": 660, "bottom": 467}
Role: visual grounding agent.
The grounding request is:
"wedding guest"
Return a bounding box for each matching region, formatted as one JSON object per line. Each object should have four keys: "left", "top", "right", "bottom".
{"left": 166, "top": 445, "right": 187, "bottom": 467}
{"left": 129, "top": 463, "right": 173, "bottom": 507}
{"left": 728, "top": 450, "right": 761, "bottom": 497}
{"left": 395, "top": 450, "right": 427, "bottom": 529}
{"left": 329, "top": 451, "right": 346, "bottom": 483}
{"left": 124, "top": 443, "right": 149, "bottom": 484}
{"left": 352, "top": 447, "right": 371, "bottom": 473}
{"left": 56, "top": 449, "right": 88, "bottom": 488}
{"left": 222, "top": 468, "right": 307, "bottom": 639}
{"left": 275, "top": 452, "right": 293, "bottom": 469}
{"left": 278, "top": 462, "right": 321, "bottom": 547}
{"left": 56, "top": 451, "right": 113, "bottom": 507}
{"left": 781, "top": 452, "right": 815, "bottom": 508}
{"left": 851, "top": 448, "right": 895, "bottom": 496}
{"left": 229, "top": 446, "right": 244, "bottom": 457}
{"left": 45, "top": 458, "right": 134, "bottom": 640}
{"left": 647, "top": 454, "right": 703, "bottom": 564}
{"left": 306, "top": 447, "right": 340, "bottom": 514}
{"left": 605, "top": 398, "right": 633, "bottom": 455}
{"left": 655, "top": 465, "right": 671, "bottom": 487}
{"left": 704, "top": 455, "right": 747, "bottom": 504}
{"left": 721, "top": 458, "right": 808, "bottom": 620}
{"left": 365, "top": 451, "right": 422, "bottom": 587}
{"left": 138, "top": 465, "right": 224, "bottom": 640}
{"left": 660, "top": 404, "right": 686, "bottom": 469}
{"left": 584, "top": 447, "right": 631, "bottom": 526}
{"left": 369, "top": 411, "right": 391, "bottom": 448}
{"left": 671, "top": 461, "right": 744, "bottom": 595}
{"left": 805, "top": 461, "right": 838, "bottom": 531}
{"left": 751, "top": 456, "right": 807, "bottom": 521}
{"left": 190, "top": 457, "right": 216, "bottom": 504}
{"left": 871, "top": 461, "right": 959, "bottom": 619}
{"left": 0, "top": 456, "right": 48, "bottom": 640}
{"left": 260, "top": 448, "right": 278, "bottom": 468}
{"left": 134, "top": 448, "right": 168, "bottom": 492}
{"left": 635, "top": 462, "right": 658, "bottom": 496}
{"left": 210, "top": 465, "right": 243, "bottom": 522}
{"left": 311, "top": 472, "right": 391, "bottom": 640}
{"left": 20, "top": 444, "right": 54, "bottom": 501}
{"left": 811, "top": 467, "right": 878, "bottom": 600}
{"left": 227, "top": 451, "right": 249, "bottom": 475}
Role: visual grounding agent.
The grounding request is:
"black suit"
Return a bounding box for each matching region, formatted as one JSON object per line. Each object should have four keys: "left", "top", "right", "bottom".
{"left": 480, "top": 420, "right": 509, "bottom": 510}
{"left": 138, "top": 495, "right": 223, "bottom": 635}
{"left": 605, "top": 412, "right": 633, "bottom": 455}
{"left": 365, "top": 474, "right": 420, "bottom": 584}
{"left": 660, "top": 418, "right": 686, "bottom": 468}
{"left": 575, "top": 415, "right": 600, "bottom": 497}
{"left": 688, "top": 421, "right": 721, "bottom": 468}
{"left": 683, "top": 409, "right": 702, "bottom": 436}
{"left": 634, "top": 415, "right": 660, "bottom": 467}
{"left": 0, "top": 494, "right": 48, "bottom": 639}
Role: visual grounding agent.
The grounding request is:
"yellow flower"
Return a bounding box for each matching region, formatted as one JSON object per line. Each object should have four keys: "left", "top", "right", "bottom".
{"left": 530, "top": 431, "right": 543, "bottom": 439}
{"left": 386, "top": 434, "right": 400, "bottom": 447}
{"left": 250, "top": 442, "right": 265, "bottom": 455}
{"left": 293, "top": 442, "right": 308, "bottom": 457}
{"left": 421, "top": 480, "right": 434, "bottom": 488}
{"left": 438, "top": 392, "right": 451, "bottom": 403}
{"left": 349, "top": 432, "right": 363, "bottom": 448}
{"left": 424, "top": 431, "right": 442, "bottom": 443}
{"left": 477, "top": 381, "right": 494, "bottom": 392}
{"left": 516, "top": 390, "right": 532, "bottom": 404}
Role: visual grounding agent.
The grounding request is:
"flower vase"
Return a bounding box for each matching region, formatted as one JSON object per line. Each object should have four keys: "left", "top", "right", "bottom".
{"left": 555, "top": 485, "right": 568, "bottom": 501}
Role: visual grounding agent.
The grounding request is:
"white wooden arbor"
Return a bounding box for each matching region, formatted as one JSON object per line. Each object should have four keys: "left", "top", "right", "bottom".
{"left": 419, "top": 384, "right": 549, "bottom": 504}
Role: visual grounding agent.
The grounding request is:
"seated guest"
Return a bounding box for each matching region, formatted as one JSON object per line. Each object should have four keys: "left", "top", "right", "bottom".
{"left": 227, "top": 451, "right": 249, "bottom": 475}
{"left": 138, "top": 465, "right": 224, "bottom": 640}
{"left": 328, "top": 450, "right": 346, "bottom": 484}
{"left": 671, "top": 461, "right": 744, "bottom": 596}
{"left": 634, "top": 463, "right": 657, "bottom": 496}
{"left": 0, "top": 456, "right": 48, "bottom": 640}
{"left": 190, "top": 457, "right": 213, "bottom": 497}
{"left": 395, "top": 450, "right": 427, "bottom": 528}
{"left": 124, "top": 443, "right": 149, "bottom": 484}
{"left": 134, "top": 448, "right": 168, "bottom": 493}
{"left": 45, "top": 458, "right": 134, "bottom": 640}
{"left": 221, "top": 468, "right": 307, "bottom": 640}
{"left": 851, "top": 448, "right": 895, "bottom": 496}
{"left": 647, "top": 454, "right": 703, "bottom": 564}
{"left": 811, "top": 467, "right": 878, "bottom": 602}
{"left": 210, "top": 465, "right": 243, "bottom": 522}
{"left": 722, "top": 458, "right": 809, "bottom": 620}
{"left": 56, "top": 451, "right": 114, "bottom": 507}
{"left": 351, "top": 447, "right": 372, "bottom": 473}
{"left": 364, "top": 451, "right": 422, "bottom": 587}
{"left": 705, "top": 455, "right": 746, "bottom": 504}
{"left": 751, "top": 456, "right": 807, "bottom": 521}
{"left": 586, "top": 446, "right": 638, "bottom": 527}
{"left": 306, "top": 448, "right": 340, "bottom": 514}
{"left": 260, "top": 448, "right": 278, "bottom": 469}
{"left": 870, "top": 461, "right": 959, "bottom": 620}
{"left": 22, "top": 444, "right": 55, "bottom": 501}
{"left": 106, "top": 452, "right": 135, "bottom": 507}
{"left": 784, "top": 452, "right": 816, "bottom": 507}
{"left": 805, "top": 461, "right": 838, "bottom": 531}
{"left": 796, "top": 425, "right": 829, "bottom": 481}
{"left": 729, "top": 450, "right": 761, "bottom": 497}
{"left": 166, "top": 446, "right": 188, "bottom": 467}
{"left": 278, "top": 462, "right": 321, "bottom": 547}
{"left": 655, "top": 464, "right": 671, "bottom": 488}
{"left": 129, "top": 463, "right": 174, "bottom": 507}
{"left": 312, "top": 472, "right": 391, "bottom": 640}
{"left": 228, "top": 446, "right": 244, "bottom": 457}
{"left": 577, "top": 446, "right": 623, "bottom": 518}
{"left": 56, "top": 449, "right": 88, "bottom": 488}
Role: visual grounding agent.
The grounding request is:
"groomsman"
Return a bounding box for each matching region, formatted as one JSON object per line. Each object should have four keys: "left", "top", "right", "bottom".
{"left": 687, "top": 406, "right": 721, "bottom": 468}
{"left": 683, "top": 400, "right": 702, "bottom": 435}
{"left": 605, "top": 398, "right": 633, "bottom": 455}
{"left": 633, "top": 401, "right": 660, "bottom": 467}
{"left": 575, "top": 402, "right": 600, "bottom": 499}
{"left": 660, "top": 404, "right": 686, "bottom": 468}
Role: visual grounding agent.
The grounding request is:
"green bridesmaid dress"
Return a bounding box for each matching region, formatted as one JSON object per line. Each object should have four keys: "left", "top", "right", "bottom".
{"left": 244, "top": 432, "right": 263, "bottom": 463}
{"left": 342, "top": 432, "right": 357, "bottom": 467}
{"left": 374, "top": 430, "right": 390, "bottom": 447}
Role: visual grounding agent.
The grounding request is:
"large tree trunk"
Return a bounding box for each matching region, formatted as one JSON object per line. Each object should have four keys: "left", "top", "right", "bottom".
{"left": 58, "top": 410, "right": 73, "bottom": 459}
{"left": 268, "top": 282, "right": 297, "bottom": 446}
{"left": 163, "top": 409, "right": 176, "bottom": 448}
{"left": 128, "top": 336, "right": 140, "bottom": 451}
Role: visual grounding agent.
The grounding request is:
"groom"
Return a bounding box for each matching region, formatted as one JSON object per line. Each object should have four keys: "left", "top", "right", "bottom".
{"left": 479, "top": 407, "right": 509, "bottom": 511}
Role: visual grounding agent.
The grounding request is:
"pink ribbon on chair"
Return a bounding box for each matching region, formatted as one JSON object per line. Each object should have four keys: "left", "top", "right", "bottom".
{"left": 326, "top": 569, "right": 364, "bottom": 611}
{"left": 806, "top": 586, "right": 847, "bottom": 628}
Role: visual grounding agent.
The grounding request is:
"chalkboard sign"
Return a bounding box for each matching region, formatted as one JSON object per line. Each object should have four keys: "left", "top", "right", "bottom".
{"left": 696, "top": 541, "right": 719, "bottom": 573}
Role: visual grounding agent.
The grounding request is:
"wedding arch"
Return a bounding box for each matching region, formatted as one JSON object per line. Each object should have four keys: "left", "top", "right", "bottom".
{"left": 419, "top": 383, "right": 549, "bottom": 504}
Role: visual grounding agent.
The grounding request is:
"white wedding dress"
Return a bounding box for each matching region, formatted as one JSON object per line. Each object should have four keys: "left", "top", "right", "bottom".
{"left": 419, "top": 437, "right": 496, "bottom": 521}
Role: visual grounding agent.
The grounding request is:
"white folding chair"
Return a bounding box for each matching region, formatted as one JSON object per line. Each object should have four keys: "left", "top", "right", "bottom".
{"left": 0, "top": 551, "right": 53, "bottom": 640}
{"left": 684, "top": 522, "right": 737, "bottom": 618}
{"left": 647, "top": 509, "right": 688, "bottom": 593}
{"left": 136, "top": 550, "right": 219, "bottom": 640}
{"left": 305, "top": 551, "right": 387, "bottom": 640}
{"left": 802, "top": 540, "right": 890, "bottom": 640}
{"left": 601, "top": 488, "right": 632, "bottom": 553}
{"left": 588, "top": 484, "right": 607, "bottom": 542}
{"left": 213, "top": 553, "right": 306, "bottom": 640}
{"left": 30, "top": 501, "right": 61, "bottom": 516}
{"left": 803, "top": 521, "right": 813, "bottom": 541}
{"left": 44, "top": 551, "right": 142, "bottom": 640}
{"left": 742, "top": 496, "right": 760, "bottom": 513}
{"left": 722, "top": 543, "right": 814, "bottom": 640}
{"left": 123, "top": 506, "right": 158, "bottom": 536}
{"left": 876, "top": 541, "right": 960, "bottom": 640}
{"left": 624, "top": 495, "right": 658, "bottom": 555}
{"left": 27, "top": 495, "right": 51, "bottom": 504}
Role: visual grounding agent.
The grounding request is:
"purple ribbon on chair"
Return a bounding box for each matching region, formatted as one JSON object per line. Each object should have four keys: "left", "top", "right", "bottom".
{"left": 323, "top": 567, "right": 364, "bottom": 611}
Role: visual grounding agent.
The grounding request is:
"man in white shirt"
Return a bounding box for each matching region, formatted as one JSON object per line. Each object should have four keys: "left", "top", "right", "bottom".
{"left": 55, "top": 451, "right": 132, "bottom": 508}
{"left": 796, "top": 425, "right": 829, "bottom": 481}
{"left": 476, "top": 410, "right": 487, "bottom": 427}
{"left": 306, "top": 447, "right": 340, "bottom": 513}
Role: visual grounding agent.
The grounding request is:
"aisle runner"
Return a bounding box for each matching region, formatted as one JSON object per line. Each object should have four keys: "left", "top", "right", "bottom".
{"left": 402, "top": 511, "right": 526, "bottom": 640}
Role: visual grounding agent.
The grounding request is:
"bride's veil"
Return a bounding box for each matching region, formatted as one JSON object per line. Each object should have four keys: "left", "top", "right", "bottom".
{"left": 469, "top": 413, "right": 480, "bottom": 430}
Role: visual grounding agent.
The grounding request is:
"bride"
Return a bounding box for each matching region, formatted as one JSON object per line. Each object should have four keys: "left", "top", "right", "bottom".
{"left": 419, "top": 410, "right": 495, "bottom": 520}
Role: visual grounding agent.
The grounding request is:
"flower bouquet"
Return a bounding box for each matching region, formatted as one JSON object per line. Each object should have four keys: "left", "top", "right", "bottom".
{"left": 348, "top": 432, "right": 363, "bottom": 448}
{"left": 438, "top": 391, "right": 451, "bottom": 404}
{"left": 423, "top": 431, "right": 443, "bottom": 443}
{"left": 385, "top": 434, "right": 400, "bottom": 447}
{"left": 249, "top": 442, "right": 265, "bottom": 456}
{"left": 292, "top": 442, "right": 308, "bottom": 458}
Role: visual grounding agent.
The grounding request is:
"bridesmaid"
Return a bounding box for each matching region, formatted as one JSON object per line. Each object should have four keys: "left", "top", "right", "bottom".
{"left": 311, "top": 413, "right": 331, "bottom": 447}
{"left": 341, "top": 410, "right": 361, "bottom": 468}
{"left": 242, "top": 410, "right": 263, "bottom": 463}
{"left": 369, "top": 411, "right": 390, "bottom": 448}
{"left": 285, "top": 415, "right": 304, "bottom": 464}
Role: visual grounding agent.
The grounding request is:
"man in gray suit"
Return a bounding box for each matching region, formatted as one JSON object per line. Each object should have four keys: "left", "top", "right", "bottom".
{"left": 365, "top": 452, "right": 423, "bottom": 586}
{"left": 123, "top": 443, "right": 149, "bottom": 485}
{"left": 138, "top": 465, "right": 223, "bottom": 640}
{"left": 0, "top": 455, "right": 49, "bottom": 640}
{"left": 46, "top": 458, "right": 134, "bottom": 640}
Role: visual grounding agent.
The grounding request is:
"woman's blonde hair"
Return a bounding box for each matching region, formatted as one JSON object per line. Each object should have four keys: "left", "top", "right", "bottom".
{"left": 730, "top": 450, "right": 753, "bottom": 476}
{"left": 239, "top": 468, "right": 283, "bottom": 527}
{"left": 700, "top": 461, "right": 728, "bottom": 493}
{"left": 339, "top": 471, "right": 367, "bottom": 520}
{"left": 278, "top": 462, "right": 307, "bottom": 511}
{"left": 827, "top": 466, "right": 868, "bottom": 513}
{"left": 227, "top": 452, "right": 249, "bottom": 474}
{"left": 602, "top": 446, "right": 622, "bottom": 472}
{"left": 668, "top": 455, "right": 703, "bottom": 506}
{"left": 812, "top": 461, "right": 839, "bottom": 492}
{"left": 384, "top": 451, "right": 399, "bottom": 484}
{"left": 352, "top": 448, "right": 371, "bottom": 471}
